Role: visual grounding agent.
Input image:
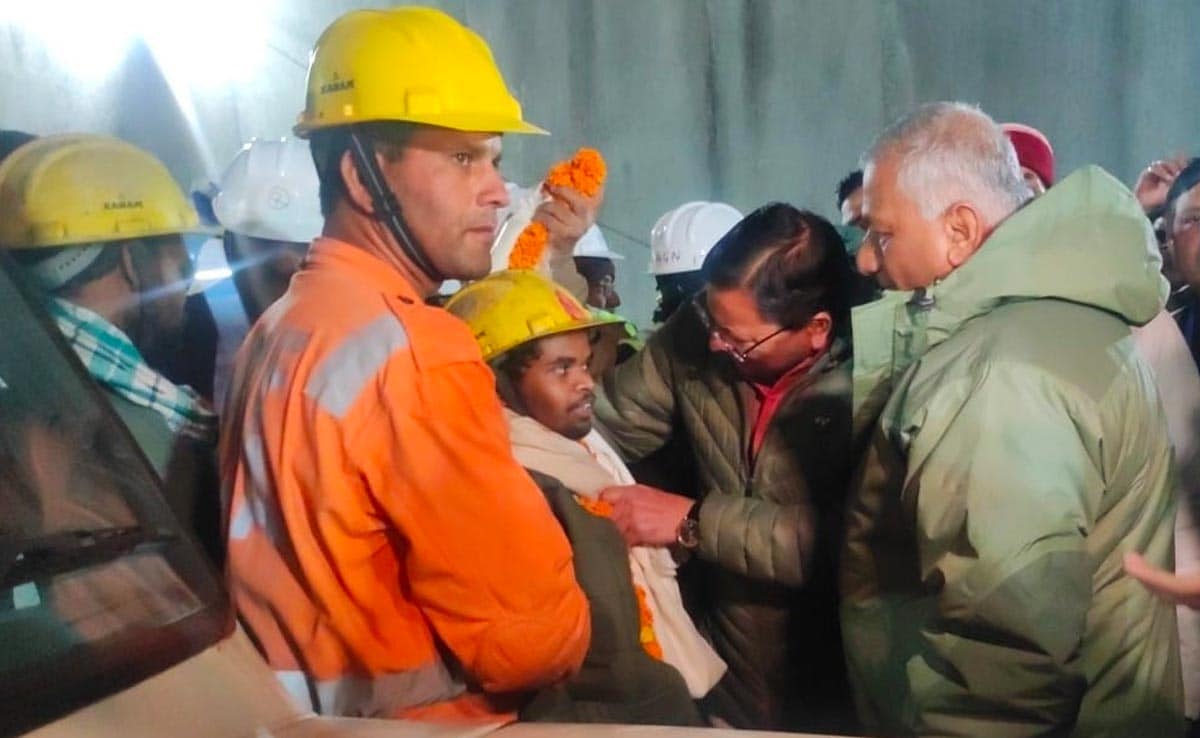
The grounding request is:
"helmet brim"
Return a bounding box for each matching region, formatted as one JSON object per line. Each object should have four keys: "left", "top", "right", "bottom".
{"left": 294, "top": 113, "right": 549, "bottom": 139}
{"left": 483, "top": 314, "right": 624, "bottom": 364}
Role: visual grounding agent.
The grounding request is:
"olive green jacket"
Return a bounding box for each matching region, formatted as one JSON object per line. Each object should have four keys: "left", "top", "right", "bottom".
{"left": 595, "top": 306, "right": 859, "bottom": 731}
{"left": 521, "top": 470, "right": 701, "bottom": 726}
{"left": 841, "top": 166, "right": 1183, "bottom": 737}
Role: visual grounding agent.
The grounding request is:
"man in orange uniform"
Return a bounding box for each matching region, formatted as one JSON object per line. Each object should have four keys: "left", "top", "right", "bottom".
{"left": 221, "top": 7, "right": 590, "bottom": 720}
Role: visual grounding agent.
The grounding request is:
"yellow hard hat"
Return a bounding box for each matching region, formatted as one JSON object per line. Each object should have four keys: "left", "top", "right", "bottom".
{"left": 446, "top": 270, "right": 622, "bottom": 362}
{"left": 295, "top": 7, "right": 547, "bottom": 137}
{"left": 0, "top": 133, "right": 199, "bottom": 251}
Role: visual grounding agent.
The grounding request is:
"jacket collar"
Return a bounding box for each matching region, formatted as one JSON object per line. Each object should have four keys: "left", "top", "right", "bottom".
{"left": 304, "top": 237, "right": 423, "bottom": 302}
{"left": 750, "top": 338, "right": 847, "bottom": 394}
{"left": 912, "top": 166, "right": 1164, "bottom": 352}
{"left": 849, "top": 166, "right": 1168, "bottom": 422}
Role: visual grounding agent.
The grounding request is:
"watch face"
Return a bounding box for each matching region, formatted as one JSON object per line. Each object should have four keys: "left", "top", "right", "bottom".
{"left": 677, "top": 518, "right": 700, "bottom": 549}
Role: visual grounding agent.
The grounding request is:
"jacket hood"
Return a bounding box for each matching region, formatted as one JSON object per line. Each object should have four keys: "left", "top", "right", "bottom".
{"left": 849, "top": 166, "right": 1167, "bottom": 423}
{"left": 925, "top": 165, "right": 1167, "bottom": 344}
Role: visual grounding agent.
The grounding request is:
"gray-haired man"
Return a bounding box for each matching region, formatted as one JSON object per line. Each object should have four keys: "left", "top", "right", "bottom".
{"left": 843, "top": 101, "right": 1182, "bottom": 737}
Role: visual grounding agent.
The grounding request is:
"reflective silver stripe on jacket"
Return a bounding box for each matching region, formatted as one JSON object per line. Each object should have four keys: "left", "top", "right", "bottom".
{"left": 305, "top": 314, "right": 410, "bottom": 418}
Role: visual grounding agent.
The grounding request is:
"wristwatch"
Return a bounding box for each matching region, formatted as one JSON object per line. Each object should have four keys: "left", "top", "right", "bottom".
{"left": 675, "top": 501, "right": 701, "bottom": 549}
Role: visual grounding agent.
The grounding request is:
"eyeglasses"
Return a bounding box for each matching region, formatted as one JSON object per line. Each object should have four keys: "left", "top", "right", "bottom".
{"left": 692, "top": 293, "right": 788, "bottom": 364}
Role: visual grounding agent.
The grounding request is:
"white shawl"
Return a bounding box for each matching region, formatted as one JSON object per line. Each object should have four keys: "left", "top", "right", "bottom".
{"left": 505, "top": 408, "right": 726, "bottom": 697}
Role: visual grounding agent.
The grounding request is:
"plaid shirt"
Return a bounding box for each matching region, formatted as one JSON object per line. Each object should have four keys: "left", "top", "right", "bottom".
{"left": 49, "top": 298, "right": 217, "bottom": 442}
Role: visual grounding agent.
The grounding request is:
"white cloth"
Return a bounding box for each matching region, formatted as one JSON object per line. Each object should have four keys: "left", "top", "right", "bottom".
{"left": 505, "top": 409, "right": 726, "bottom": 698}
{"left": 490, "top": 182, "right": 547, "bottom": 273}
{"left": 1133, "top": 309, "right": 1200, "bottom": 718}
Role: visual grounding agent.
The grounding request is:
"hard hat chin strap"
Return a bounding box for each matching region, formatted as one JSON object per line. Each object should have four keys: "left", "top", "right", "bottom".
{"left": 348, "top": 131, "right": 444, "bottom": 283}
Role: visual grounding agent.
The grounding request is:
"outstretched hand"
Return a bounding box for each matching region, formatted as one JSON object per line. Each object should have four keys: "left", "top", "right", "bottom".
{"left": 1124, "top": 551, "right": 1200, "bottom": 610}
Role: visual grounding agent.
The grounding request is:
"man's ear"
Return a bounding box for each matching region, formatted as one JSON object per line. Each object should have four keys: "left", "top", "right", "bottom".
{"left": 118, "top": 242, "right": 140, "bottom": 292}
{"left": 339, "top": 149, "right": 376, "bottom": 215}
{"left": 943, "top": 202, "right": 986, "bottom": 268}
{"left": 805, "top": 310, "right": 833, "bottom": 352}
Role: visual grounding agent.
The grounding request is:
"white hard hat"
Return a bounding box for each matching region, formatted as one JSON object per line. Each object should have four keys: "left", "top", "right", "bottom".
{"left": 573, "top": 224, "right": 624, "bottom": 260}
{"left": 212, "top": 138, "right": 322, "bottom": 243}
{"left": 649, "top": 201, "right": 742, "bottom": 275}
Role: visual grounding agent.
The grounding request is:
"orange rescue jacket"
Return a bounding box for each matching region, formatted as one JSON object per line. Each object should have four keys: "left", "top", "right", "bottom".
{"left": 221, "top": 237, "right": 590, "bottom": 719}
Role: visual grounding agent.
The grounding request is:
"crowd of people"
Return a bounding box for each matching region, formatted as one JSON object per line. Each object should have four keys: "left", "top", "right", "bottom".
{"left": 3, "top": 5, "right": 1200, "bottom": 737}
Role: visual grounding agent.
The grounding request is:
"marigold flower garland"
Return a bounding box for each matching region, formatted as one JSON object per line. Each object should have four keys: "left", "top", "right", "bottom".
{"left": 573, "top": 493, "right": 664, "bottom": 661}
{"left": 507, "top": 148, "right": 607, "bottom": 270}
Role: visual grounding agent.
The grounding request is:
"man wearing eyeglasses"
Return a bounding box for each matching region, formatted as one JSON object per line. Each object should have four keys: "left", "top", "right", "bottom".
{"left": 593, "top": 202, "right": 864, "bottom": 732}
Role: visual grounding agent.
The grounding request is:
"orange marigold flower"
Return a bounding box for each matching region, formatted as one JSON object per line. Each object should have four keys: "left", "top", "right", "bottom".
{"left": 508, "top": 221, "right": 548, "bottom": 270}
{"left": 634, "top": 585, "right": 664, "bottom": 661}
{"left": 544, "top": 148, "right": 607, "bottom": 198}
{"left": 574, "top": 494, "right": 614, "bottom": 518}
{"left": 576, "top": 494, "right": 664, "bottom": 660}
{"left": 507, "top": 148, "right": 607, "bottom": 269}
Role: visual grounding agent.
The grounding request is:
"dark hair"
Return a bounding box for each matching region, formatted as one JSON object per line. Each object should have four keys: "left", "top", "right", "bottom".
{"left": 573, "top": 256, "right": 615, "bottom": 285}
{"left": 653, "top": 271, "right": 706, "bottom": 324}
{"left": 1163, "top": 158, "right": 1200, "bottom": 220}
{"left": 836, "top": 169, "right": 863, "bottom": 209}
{"left": 309, "top": 122, "right": 416, "bottom": 218}
{"left": 702, "top": 203, "right": 855, "bottom": 335}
